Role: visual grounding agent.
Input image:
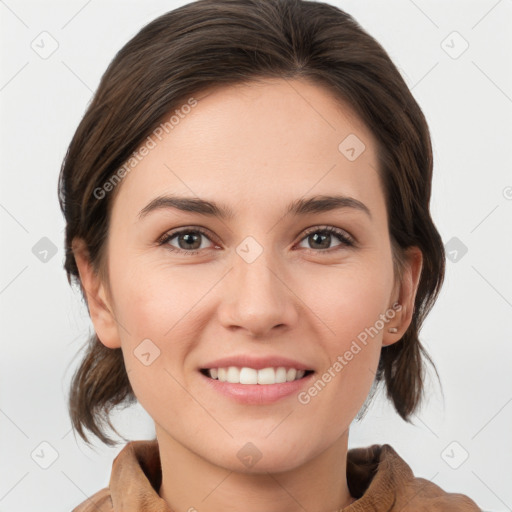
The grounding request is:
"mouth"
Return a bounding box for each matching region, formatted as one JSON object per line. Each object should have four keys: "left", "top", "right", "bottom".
{"left": 199, "top": 367, "right": 315, "bottom": 385}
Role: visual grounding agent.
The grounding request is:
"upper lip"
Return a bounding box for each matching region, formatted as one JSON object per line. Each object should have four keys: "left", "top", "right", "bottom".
{"left": 200, "top": 355, "right": 314, "bottom": 371}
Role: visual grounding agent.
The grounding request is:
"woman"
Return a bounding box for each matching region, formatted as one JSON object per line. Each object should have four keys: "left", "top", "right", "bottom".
{"left": 59, "top": 0, "right": 481, "bottom": 510}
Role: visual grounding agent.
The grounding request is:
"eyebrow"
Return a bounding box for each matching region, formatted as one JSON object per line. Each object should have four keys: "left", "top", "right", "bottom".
{"left": 138, "top": 194, "right": 372, "bottom": 221}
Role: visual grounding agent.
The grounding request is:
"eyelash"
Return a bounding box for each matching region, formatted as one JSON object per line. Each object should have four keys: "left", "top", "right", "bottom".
{"left": 157, "top": 225, "right": 355, "bottom": 256}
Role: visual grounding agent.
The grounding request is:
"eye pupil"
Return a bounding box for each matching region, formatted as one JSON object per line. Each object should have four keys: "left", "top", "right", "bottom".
{"left": 310, "top": 232, "right": 330, "bottom": 249}
{"left": 179, "top": 232, "right": 201, "bottom": 250}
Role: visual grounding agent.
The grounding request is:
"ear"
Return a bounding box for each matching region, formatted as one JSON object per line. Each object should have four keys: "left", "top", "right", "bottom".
{"left": 382, "top": 246, "right": 423, "bottom": 347}
{"left": 72, "top": 238, "right": 122, "bottom": 349}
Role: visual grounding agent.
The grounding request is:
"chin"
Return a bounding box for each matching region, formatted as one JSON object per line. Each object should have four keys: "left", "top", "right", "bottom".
{"left": 206, "top": 436, "right": 315, "bottom": 474}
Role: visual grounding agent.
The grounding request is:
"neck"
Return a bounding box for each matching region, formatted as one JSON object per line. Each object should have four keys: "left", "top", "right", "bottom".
{"left": 156, "top": 426, "right": 354, "bottom": 512}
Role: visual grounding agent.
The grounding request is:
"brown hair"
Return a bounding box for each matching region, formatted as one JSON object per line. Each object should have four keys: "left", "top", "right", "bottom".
{"left": 59, "top": 0, "right": 445, "bottom": 447}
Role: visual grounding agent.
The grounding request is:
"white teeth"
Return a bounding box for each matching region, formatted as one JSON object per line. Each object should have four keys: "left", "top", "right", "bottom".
{"left": 257, "top": 367, "right": 275, "bottom": 385}
{"left": 205, "top": 366, "right": 309, "bottom": 384}
{"left": 226, "top": 366, "right": 240, "bottom": 383}
{"left": 240, "top": 367, "right": 258, "bottom": 384}
{"left": 275, "top": 367, "right": 287, "bottom": 383}
{"left": 287, "top": 368, "right": 297, "bottom": 381}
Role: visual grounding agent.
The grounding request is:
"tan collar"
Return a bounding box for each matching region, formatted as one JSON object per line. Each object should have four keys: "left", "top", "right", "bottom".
{"left": 101, "top": 440, "right": 479, "bottom": 512}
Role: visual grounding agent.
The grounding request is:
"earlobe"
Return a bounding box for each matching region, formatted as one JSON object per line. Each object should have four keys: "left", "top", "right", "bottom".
{"left": 72, "top": 238, "right": 122, "bottom": 349}
{"left": 382, "top": 246, "right": 423, "bottom": 347}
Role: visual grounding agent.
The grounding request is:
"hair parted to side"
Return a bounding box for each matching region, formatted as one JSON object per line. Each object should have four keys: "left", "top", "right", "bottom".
{"left": 59, "top": 0, "right": 445, "bottom": 447}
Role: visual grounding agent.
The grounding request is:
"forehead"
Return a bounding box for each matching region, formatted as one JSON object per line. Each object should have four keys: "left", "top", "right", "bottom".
{"left": 110, "top": 77, "right": 383, "bottom": 220}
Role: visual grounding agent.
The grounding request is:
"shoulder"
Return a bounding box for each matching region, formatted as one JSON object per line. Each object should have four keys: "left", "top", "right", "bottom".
{"left": 71, "top": 487, "right": 112, "bottom": 512}
{"left": 379, "top": 444, "right": 481, "bottom": 511}
{"left": 347, "top": 444, "right": 481, "bottom": 511}
{"left": 403, "top": 474, "right": 482, "bottom": 511}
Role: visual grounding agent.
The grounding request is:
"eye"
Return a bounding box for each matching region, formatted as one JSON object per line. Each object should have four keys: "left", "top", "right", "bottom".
{"left": 296, "top": 226, "right": 355, "bottom": 252}
{"left": 158, "top": 227, "right": 218, "bottom": 255}
{"left": 158, "top": 225, "right": 355, "bottom": 256}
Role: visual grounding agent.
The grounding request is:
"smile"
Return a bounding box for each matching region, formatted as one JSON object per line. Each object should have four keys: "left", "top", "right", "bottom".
{"left": 200, "top": 366, "right": 314, "bottom": 385}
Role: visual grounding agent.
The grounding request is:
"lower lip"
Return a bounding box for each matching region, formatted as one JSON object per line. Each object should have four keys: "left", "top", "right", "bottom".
{"left": 199, "top": 371, "right": 315, "bottom": 405}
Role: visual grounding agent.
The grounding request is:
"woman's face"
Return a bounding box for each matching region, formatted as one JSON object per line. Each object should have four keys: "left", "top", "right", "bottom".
{"left": 78, "top": 78, "right": 420, "bottom": 472}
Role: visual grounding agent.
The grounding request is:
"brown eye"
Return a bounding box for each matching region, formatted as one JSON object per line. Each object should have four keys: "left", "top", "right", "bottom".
{"left": 297, "top": 226, "right": 354, "bottom": 251}
{"left": 159, "top": 228, "right": 216, "bottom": 255}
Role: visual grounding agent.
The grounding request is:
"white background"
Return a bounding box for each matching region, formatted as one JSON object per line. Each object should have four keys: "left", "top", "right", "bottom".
{"left": 0, "top": 0, "right": 511, "bottom": 510}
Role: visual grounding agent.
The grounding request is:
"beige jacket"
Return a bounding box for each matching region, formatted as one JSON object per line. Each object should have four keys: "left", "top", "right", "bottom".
{"left": 72, "top": 440, "right": 481, "bottom": 511}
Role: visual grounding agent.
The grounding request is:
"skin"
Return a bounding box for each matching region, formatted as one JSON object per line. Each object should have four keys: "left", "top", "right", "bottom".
{"left": 74, "top": 77, "right": 422, "bottom": 512}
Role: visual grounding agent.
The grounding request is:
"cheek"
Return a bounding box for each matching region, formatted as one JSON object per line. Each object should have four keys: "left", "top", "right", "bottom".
{"left": 109, "top": 255, "right": 205, "bottom": 340}
{"left": 295, "top": 257, "right": 393, "bottom": 343}
{"left": 110, "top": 267, "right": 198, "bottom": 416}
{"left": 295, "top": 258, "right": 391, "bottom": 410}
{"left": 108, "top": 259, "right": 213, "bottom": 400}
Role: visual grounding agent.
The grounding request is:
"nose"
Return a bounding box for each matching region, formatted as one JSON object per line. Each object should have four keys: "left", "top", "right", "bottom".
{"left": 217, "top": 248, "right": 299, "bottom": 337}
